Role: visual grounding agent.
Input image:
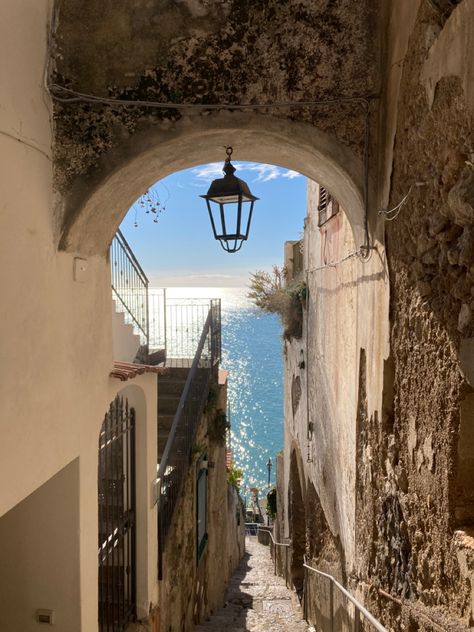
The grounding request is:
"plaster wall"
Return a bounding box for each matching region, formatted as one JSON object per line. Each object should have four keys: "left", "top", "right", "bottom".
{"left": 283, "top": 179, "right": 389, "bottom": 574}
{"left": 108, "top": 378, "right": 159, "bottom": 621}
{"left": 77, "top": 375, "right": 159, "bottom": 631}
{"left": 0, "top": 459, "right": 81, "bottom": 632}
{"left": 112, "top": 302, "right": 142, "bottom": 362}
{"left": 0, "top": 0, "right": 113, "bottom": 522}
{"left": 0, "top": 7, "right": 137, "bottom": 629}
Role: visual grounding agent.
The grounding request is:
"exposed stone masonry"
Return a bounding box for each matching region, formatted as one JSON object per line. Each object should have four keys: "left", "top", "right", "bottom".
{"left": 52, "top": 0, "right": 378, "bottom": 192}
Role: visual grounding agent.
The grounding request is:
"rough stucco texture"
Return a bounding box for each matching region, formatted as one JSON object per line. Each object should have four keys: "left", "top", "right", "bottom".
{"left": 356, "top": 3, "right": 474, "bottom": 629}
{"left": 52, "top": 0, "right": 378, "bottom": 191}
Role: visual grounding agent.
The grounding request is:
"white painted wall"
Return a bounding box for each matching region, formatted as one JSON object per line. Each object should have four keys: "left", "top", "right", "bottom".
{"left": 112, "top": 301, "right": 142, "bottom": 362}
{"left": 0, "top": 0, "right": 113, "bottom": 519}
{"left": 109, "top": 379, "right": 159, "bottom": 619}
{"left": 0, "top": 459, "right": 81, "bottom": 632}
{"left": 283, "top": 180, "right": 389, "bottom": 572}
{"left": 0, "top": 7, "right": 161, "bottom": 630}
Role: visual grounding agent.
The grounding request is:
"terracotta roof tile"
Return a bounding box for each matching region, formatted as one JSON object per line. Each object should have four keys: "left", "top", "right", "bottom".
{"left": 110, "top": 361, "right": 169, "bottom": 382}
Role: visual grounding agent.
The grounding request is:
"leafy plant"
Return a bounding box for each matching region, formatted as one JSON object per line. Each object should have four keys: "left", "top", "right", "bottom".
{"left": 227, "top": 463, "right": 243, "bottom": 490}
{"left": 248, "top": 267, "right": 306, "bottom": 340}
{"left": 205, "top": 382, "right": 219, "bottom": 413}
{"left": 208, "top": 409, "right": 230, "bottom": 445}
{"left": 248, "top": 265, "right": 288, "bottom": 312}
{"left": 191, "top": 443, "right": 206, "bottom": 458}
{"left": 266, "top": 487, "right": 277, "bottom": 520}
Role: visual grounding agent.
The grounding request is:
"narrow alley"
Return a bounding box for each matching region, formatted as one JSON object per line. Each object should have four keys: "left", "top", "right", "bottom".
{"left": 194, "top": 537, "right": 311, "bottom": 632}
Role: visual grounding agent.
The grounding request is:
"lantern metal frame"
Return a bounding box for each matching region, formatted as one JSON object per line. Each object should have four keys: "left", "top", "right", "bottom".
{"left": 200, "top": 147, "right": 258, "bottom": 253}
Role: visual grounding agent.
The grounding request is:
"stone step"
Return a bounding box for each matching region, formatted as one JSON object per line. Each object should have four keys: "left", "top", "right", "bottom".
{"left": 194, "top": 621, "right": 248, "bottom": 632}
{"left": 192, "top": 538, "right": 311, "bottom": 632}
{"left": 198, "top": 615, "right": 245, "bottom": 626}
{"left": 158, "top": 378, "right": 188, "bottom": 396}
{"left": 160, "top": 366, "right": 191, "bottom": 380}
{"left": 158, "top": 394, "right": 182, "bottom": 415}
{"left": 158, "top": 413, "right": 176, "bottom": 433}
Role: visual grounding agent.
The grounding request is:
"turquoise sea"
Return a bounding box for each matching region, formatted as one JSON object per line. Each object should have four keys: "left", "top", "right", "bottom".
{"left": 166, "top": 287, "right": 283, "bottom": 498}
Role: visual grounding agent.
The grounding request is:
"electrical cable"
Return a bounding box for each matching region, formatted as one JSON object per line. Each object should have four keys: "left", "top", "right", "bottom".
{"left": 379, "top": 182, "right": 426, "bottom": 222}
{"left": 307, "top": 249, "right": 362, "bottom": 274}
{"left": 48, "top": 83, "right": 372, "bottom": 110}
{"left": 46, "top": 80, "right": 374, "bottom": 256}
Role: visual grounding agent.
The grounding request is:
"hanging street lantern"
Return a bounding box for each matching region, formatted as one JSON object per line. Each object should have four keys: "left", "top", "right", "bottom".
{"left": 200, "top": 147, "right": 258, "bottom": 253}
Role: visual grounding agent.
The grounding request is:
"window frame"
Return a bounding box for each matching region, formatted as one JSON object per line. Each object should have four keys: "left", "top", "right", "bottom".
{"left": 317, "top": 186, "right": 339, "bottom": 227}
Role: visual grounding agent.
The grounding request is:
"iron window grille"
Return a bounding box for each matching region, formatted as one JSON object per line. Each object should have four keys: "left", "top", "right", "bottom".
{"left": 98, "top": 396, "right": 136, "bottom": 632}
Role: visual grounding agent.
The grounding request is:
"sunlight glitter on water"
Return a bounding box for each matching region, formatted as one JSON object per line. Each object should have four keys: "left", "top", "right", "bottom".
{"left": 162, "top": 286, "right": 283, "bottom": 498}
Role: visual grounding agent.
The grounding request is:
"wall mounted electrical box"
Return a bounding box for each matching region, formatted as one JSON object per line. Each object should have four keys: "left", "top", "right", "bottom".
{"left": 36, "top": 609, "right": 54, "bottom": 625}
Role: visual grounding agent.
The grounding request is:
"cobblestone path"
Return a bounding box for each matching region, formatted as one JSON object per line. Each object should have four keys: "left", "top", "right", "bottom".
{"left": 194, "top": 537, "right": 312, "bottom": 632}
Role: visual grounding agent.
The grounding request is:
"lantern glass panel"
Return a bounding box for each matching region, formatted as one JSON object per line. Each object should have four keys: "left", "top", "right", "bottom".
{"left": 201, "top": 154, "right": 258, "bottom": 253}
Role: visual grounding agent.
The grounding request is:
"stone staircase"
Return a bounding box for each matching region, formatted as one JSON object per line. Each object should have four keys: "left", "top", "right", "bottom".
{"left": 111, "top": 300, "right": 142, "bottom": 362}
{"left": 157, "top": 367, "right": 190, "bottom": 461}
{"left": 194, "top": 538, "right": 311, "bottom": 632}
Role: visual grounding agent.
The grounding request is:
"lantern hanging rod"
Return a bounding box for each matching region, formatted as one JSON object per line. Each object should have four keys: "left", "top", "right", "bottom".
{"left": 48, "top": 83, "right": 374, "bottom": 258}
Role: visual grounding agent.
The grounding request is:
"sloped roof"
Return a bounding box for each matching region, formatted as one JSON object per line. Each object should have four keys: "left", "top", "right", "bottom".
{"left": 110, "top": 361, "right": 169, "bottom": 382}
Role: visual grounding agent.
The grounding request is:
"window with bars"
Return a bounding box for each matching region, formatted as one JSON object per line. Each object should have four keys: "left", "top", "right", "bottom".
{"left": 317, "top": 186, "right": 339, "bottom": 226}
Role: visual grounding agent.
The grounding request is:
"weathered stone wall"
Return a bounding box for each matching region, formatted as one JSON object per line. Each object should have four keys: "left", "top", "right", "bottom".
{"left": 282, "top": 178, "right": 389, "bottom": 580}
{"left": 281, "top": 3, "right": 474, "bottom": 631}
{"left": 355, "top": 2, "right": 474, "bottom": 629}
{"left": 159, "top": 379, "right": 245, "bottom": 632}
{"left": 52, "top": 0, "right": 378, "bottom": 188}
{"left": 50, "top": 0, "right": 380, "bottom": 255}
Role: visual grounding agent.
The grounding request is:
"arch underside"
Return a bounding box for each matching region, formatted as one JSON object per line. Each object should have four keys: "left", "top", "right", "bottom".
{"left": 58, "top": 111, "right": 366, "bottom": 256}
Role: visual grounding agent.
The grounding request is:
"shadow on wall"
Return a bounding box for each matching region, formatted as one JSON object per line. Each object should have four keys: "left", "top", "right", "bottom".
{"left": 305, "top": 480, "right": 348, "bottom": 632}
{"left": 288, "top": 449, "right": 306, "bottom": 597}
{"left": 0, "top": 459, "right": 81, "bottom": 632}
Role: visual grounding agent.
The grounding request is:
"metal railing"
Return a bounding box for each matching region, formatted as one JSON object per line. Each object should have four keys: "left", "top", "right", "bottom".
{"left": 303, "top": 558, "right": 388, "bottom": 632}
{"left": 166, "top": 299, "right": 218, "bottom": 359}
{"left": 148, "top": 295, "right": 222, "bottom": 358}
{"left": 157, "top": 303, "right": 221, "bottom": 577}
{"left": 258, "top": 526, "right": 290, "bottom": 584}
{"left": 148, "top": 288, "right": 167, "bottom": 351}
{"left": 259, "top": 527, "right": 387, "bottom": 632}
{"left": 110, "top": 230, "right": 149, "bottom": 350}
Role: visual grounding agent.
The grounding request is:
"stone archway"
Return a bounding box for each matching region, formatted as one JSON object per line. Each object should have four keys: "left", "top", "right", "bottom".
{"left": 288, "top": 448, "right": 306, "bottom": 596}
{"left": 58, "top": 112, "right": 367, "bottom": 256}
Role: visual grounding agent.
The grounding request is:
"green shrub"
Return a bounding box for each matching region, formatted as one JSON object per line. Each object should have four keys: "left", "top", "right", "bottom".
{"left": 208, "top": 409, "right": 230, "bottom": 444}
{"left": 227, "top": 463, "right": 243, "bottom": 490}
{"left": 205, "top": 382, "right": 219, "bottom": 413}
{"left": 266, "top": 487, "right": 277, "bottom": 519}
{"left": 248, "top": 267, "right": 306, "bottom": 340}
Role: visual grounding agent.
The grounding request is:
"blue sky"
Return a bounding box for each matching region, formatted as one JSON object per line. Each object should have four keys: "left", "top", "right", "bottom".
{"left": 119, "top": 161, "right": 307, "bottom": 287}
